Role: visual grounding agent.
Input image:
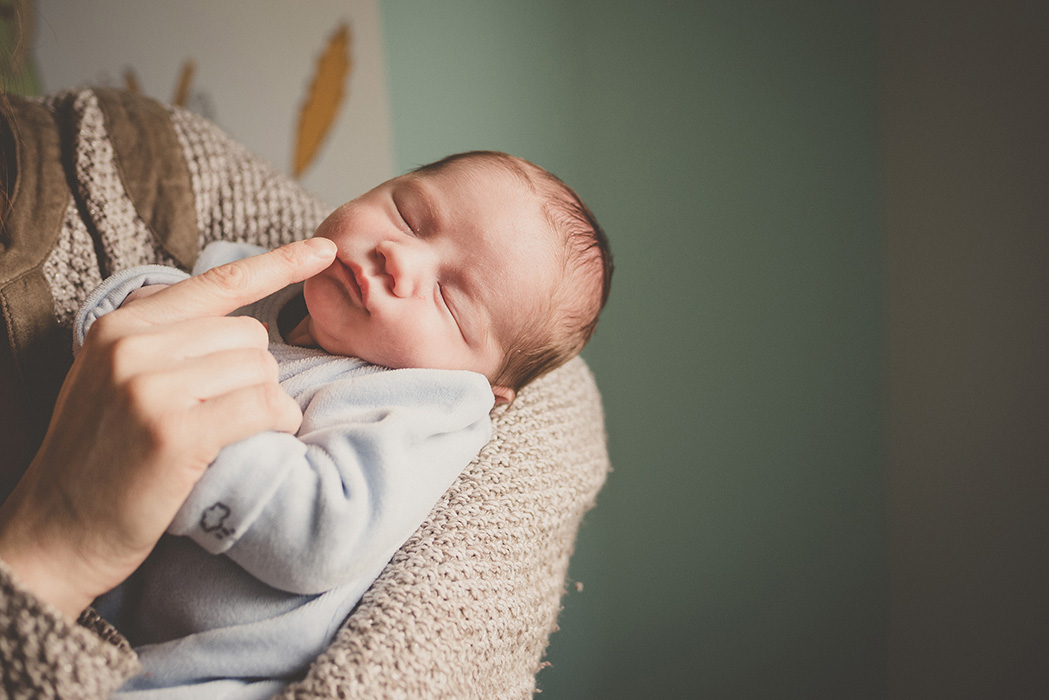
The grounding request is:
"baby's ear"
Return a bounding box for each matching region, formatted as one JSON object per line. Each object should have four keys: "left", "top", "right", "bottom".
{"left": 491, "top": 384, "right": 516, "bottom": 405}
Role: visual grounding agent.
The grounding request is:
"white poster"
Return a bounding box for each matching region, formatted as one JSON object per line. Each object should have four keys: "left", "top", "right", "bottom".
{"left": 34, "top": 0, "right": 395, "bottom": 206}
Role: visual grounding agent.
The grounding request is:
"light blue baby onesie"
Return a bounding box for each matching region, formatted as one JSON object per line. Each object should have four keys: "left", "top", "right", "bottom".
{"left": 74, "top": 243, "right": 494, "bottom": 699}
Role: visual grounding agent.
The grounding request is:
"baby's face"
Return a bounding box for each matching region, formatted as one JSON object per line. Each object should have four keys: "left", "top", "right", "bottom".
{"left": 301, "top": 159, "right": 557, "bottom": 400}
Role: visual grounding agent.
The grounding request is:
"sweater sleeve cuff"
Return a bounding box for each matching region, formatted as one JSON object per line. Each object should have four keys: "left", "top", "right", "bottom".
{"left": 0, "top": 557, "right": 141, "bottom": 698}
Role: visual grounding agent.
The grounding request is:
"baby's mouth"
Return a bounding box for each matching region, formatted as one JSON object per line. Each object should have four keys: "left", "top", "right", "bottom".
{"left": 339, "top": 259, "right": 368, "bottom": 311}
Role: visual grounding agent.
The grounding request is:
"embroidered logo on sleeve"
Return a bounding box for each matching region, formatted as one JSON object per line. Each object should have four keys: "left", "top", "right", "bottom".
{"left": 200, "top": 502, "right": 235, "bottom": 540}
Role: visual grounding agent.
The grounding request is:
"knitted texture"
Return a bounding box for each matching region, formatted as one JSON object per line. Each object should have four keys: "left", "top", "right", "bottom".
{"left": 0, "top": 559, "right": 141, "bottom": 699}
{"left": 34, "top": 91, "right": 329, "bottom": 317}
{"left": 279, "top": 357, "right": 609, "bottom": 699}
{"left": 1, "top": 89, "right": 610, "bottom": 699}
{"left": 42, "top": 201, "right": 104, "bottom": 328}
{"left": 167, "top": 105, "right": 331, "bottom": 252}
{"left": 67, "top": 90, "right": 180, "bottom": 277}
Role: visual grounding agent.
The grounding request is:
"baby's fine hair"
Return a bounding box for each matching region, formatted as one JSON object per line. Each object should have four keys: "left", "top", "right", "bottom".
{"left": 414, "top": 151, "right": 613, "bottom": 392}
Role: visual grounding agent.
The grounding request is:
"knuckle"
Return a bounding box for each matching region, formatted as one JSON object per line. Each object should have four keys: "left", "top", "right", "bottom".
{"left": 261, "top": 384, "right": 295, "bottom": 421}
{"left": 140, "top": 412, "right": 176, "bottom": 454}
{"left": 119, "top": 376, "right": 173, "bottom": 447}
{"left": 200, "top": 262, "right": 251, "bottom": 292}
{"left": 259, "top": 382, "right": 291, "bottom": 419}
{"left": 86, "top": 313, "right": 123, "bottom": 345}
{"left": 119, "top": 375, "right": 190, "bottom": 456}
{"left": 273, "top": 241, "right": 311, "bottom": 267}
{"left": 236, "top": 316, "right": 271, "bottom": 347}
{"left": 105, "top": 334, "right": 144, "bottom": 380}
{"left": 248, "top": 347, "right": 279, "bottom": 380}
{"left": 121, "top": 372, "right": 160, "bottom": 412}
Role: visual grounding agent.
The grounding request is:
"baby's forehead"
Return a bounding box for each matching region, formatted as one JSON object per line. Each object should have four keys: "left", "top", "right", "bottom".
{"left": 414, "top": 153, "right": 535, "bottom": 191}
{"left": 409, "top": 158, "right": 561, "bottom": 248}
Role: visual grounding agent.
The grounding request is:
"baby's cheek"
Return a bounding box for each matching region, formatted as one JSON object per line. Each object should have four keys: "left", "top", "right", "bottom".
{"left": 377, "top": 314, "right": 445, "bottom": 369}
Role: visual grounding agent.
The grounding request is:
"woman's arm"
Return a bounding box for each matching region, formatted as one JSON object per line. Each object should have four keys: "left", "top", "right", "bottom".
{"left": 68, "top": 245, "right": 493, "bottom": 596}
{"left": 0, "top": 238, "right": 336, "bottom": 617}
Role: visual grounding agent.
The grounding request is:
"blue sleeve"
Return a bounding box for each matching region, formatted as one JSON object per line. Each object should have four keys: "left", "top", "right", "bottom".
{"left": 73, "top": 265, "right": 191, "bottom": 353}
{"left": 166, "top": 366, "right": 494, "bottom": 595}
{"left": 73, "top": 241, "right": 266, "bottom": 352}
{"left": 191, "top": 240, "right": 269, "bottom": 275}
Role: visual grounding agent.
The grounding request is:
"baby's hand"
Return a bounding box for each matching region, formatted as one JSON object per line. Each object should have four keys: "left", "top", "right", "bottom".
{"left": 123, "top": 284, "right": 170, "bottom": 306}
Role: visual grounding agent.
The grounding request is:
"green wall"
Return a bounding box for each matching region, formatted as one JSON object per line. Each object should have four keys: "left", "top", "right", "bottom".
{"left": 381, "top": 2, "right": 885, "bottom": 697}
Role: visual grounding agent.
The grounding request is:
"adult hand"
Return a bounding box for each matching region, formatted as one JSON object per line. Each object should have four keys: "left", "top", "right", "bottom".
{"left": 0, "top": 237, "right": 336, "bottom": 618}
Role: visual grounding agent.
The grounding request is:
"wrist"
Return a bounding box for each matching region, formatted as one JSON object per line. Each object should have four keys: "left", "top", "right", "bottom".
{"left": 0, "top": 470, "right": 123, "bottom": 619}
{"left": 0, "top": 508, "right": 96, "bottom": 619}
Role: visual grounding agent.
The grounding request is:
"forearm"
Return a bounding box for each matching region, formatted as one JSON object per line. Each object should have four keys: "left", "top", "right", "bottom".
{"left": 0, "top": 501, "right": 96, "bottom": 618}
{"left": 0, "top": 238, "right": 331, "bottom": 651}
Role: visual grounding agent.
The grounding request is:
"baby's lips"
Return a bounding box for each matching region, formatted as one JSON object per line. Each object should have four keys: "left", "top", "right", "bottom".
{"left": 334, "top": 257, "right": 367, "bottom": 309}
{"left": 347, "top": 261, "right": 372, "bottom": 308}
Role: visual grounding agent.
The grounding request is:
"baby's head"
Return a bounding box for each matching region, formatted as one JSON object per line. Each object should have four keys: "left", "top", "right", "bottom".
{"left": 301, "top": 151, "right": 612, "bottom": 403}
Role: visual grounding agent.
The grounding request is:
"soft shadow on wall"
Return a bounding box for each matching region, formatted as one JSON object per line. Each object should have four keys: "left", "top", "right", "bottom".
{"left": 381, "top": 2, "right": 885, "bottom": 699}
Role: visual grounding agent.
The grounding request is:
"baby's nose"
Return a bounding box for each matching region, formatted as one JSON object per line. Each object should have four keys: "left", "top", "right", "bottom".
{"left": 390, "top": 269, "right": 415, "bottom": 297}
{"left": 378, "top": 241, "right": 427, "bottom": 298}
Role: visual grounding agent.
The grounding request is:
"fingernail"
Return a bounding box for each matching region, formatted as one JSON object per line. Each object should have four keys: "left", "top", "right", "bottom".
{"left": 303, "top": 237, "right": 337, "bottom": 258}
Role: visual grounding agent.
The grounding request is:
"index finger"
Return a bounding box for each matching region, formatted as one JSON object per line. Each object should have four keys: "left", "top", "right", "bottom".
{"left": 125, "top": 238, "right": 336, "bottom": 324}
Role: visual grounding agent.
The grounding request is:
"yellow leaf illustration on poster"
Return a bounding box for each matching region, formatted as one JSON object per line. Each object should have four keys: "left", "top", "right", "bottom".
{"left": 171, "top": 59, "right": 195, "bottom": 107}
{"left": 293, "top": 22, "right": 352, "bottom": 178}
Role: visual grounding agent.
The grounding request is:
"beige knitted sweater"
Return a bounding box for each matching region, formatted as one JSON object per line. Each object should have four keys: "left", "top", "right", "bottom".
{"left": 0, "top": 89, "right": 609, "bottom": 699}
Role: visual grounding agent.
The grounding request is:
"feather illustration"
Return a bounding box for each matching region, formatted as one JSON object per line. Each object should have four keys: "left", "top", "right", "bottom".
{"left": 123, "top": 68, "right": 141, "bottom": 93}
{"left": 172, "top": 59, "right": 195, "bottom": 107}
{"left": 293, "top": 22, "right": 352, "bottom": 178}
